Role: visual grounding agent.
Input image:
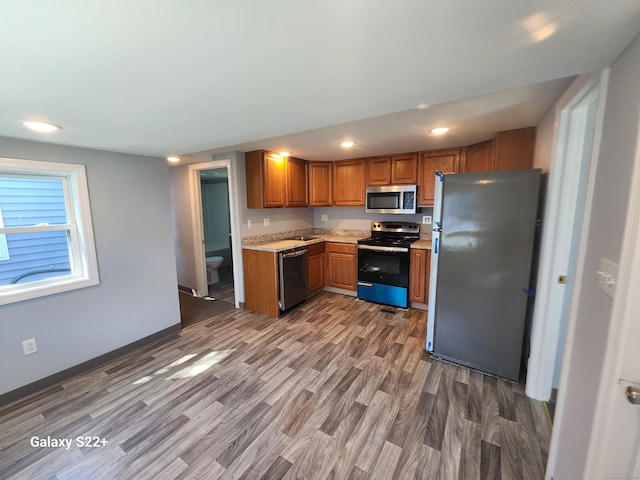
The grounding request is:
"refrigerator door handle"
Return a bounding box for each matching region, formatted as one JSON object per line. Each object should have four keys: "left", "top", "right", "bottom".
{"left": 434, "top": 237, "right": 439, "bottom": 254}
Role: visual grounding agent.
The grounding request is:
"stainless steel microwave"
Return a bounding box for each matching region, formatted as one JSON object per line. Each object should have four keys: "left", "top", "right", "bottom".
{"left": 365, "top": 185, "right": 418, "bottom": 214}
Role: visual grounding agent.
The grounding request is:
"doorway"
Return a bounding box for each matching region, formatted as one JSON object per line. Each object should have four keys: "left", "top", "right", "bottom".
{"left": 199, "top": 168, "right": 234, "bottom": 303}
{"left": 188, "top": 159, "right": 242, "bottom": 309}
{"left": 526, "top": 72, "right": 609, "bottom": 406}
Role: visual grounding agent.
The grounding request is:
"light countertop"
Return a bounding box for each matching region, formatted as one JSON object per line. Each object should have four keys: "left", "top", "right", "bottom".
{"left": 243, "top": 235, "right": 431, "bottom": 252}
{"left": 411, "top": 239, "right": 432, "bottom": 250}
{"left": 243, "top": 234, "right": 363, "bottom": 252}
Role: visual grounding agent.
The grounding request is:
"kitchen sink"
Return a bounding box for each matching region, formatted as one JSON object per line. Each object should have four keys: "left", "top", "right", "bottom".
{"left": 286, "top": 236, "right": 318, "bottom": 241}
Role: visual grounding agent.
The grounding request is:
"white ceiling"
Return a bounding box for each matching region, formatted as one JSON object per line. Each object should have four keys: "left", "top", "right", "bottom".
{"left": 1, "top": 1, "right": 639, "bottom": 161}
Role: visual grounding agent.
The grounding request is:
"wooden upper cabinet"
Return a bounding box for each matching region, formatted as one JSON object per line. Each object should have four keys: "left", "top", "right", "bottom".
{"left": 285, "top": 157, "right": 308, "bottom": 207}
{"left": 333, "top": 158, "right": 366, "bottom": 206}
{"left": 245, "top": 150, "right": 286, "bottom": 208}
{"left": 494, "top": 127, "right": 536, "bottom": 171}
{"left": 308, "top": 161, "right": 333, "bottom": 206}
{"left": 367, "top": 157, "right": 392, "bottom": 186}
{"left": 367, "top": 154, "right": 418, "bottom": 186}
{"left": 463, "top": 140, "right": 495, "bottom": 173}
{"left": 391, "top": 154, "right": 418, "bottom": 184}
{"left": 418, "top": 148, "right": 461, "bottom": 206}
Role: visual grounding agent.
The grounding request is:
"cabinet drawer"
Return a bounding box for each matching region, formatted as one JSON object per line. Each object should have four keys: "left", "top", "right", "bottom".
{"left": 307, "top": 242, "right": 326, "bottom": 256}
{"left": 327, "top": 242, "right": 356, "bottom": 254}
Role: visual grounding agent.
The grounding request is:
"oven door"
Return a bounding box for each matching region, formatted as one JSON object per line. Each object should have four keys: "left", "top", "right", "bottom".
{"left": 357, "top": 245, "right": 410, "bottom": 287}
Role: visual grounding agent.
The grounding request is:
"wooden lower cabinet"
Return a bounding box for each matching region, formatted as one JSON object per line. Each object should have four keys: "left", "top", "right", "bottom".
{"left": 243, "top": 248, "right": 280, "bottom": 317}
{"left": 409, "top": 248, "right": 431, "bottom": 303}
{"left": 326, "top": 242, "right": 357, "bottom": 291}
{"left": 307, "top": 242, "right": 325, "bottom": 294}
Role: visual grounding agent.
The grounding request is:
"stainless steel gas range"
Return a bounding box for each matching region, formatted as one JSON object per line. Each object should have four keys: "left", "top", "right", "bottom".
{"left": 357, "top": 221, "right": 420, "bottom": 308}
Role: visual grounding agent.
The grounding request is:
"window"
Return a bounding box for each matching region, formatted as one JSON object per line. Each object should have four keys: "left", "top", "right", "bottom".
{"left": 0, "top": 205, "right": 8, "bottom": 261}
{"left": 0, "top": 157, "right": 99, "bottom": 305}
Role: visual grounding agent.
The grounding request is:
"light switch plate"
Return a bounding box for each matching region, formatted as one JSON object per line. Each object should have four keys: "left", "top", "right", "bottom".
{"left": 321, "top": 214, "right": 328, "bottom": 222}
{"left": 263, "top": 218, "right": 270, "bottom": 227}
{"left": 597, "top": 258, "right": 618, "bottom": 298}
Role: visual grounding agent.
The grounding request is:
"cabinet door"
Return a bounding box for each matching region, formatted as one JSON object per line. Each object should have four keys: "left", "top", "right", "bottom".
{"left": 418, "top": 149, "right": 460, "bottom": 206}
{"left": 246, "top": 150, "right": 286, "bottom": 208}
{"left": 409, "top": 248, "right": 432, "bottom": 303}
{"left": 367, "top": 157, "right": 391, "bottom": 186}
{"left": 308, "top": 242, "right": 326, "bottom": 293}
{"left": 334, "top": 159, "right": 366, "bottom": 206}
{"left": 409, "top": 248, "right": 427, "bottom": 303}
{"left": 326, "top": 243, "right": 357, "bottom": 290}
{"left": 391, "top": 154, "right": 418, "bottom": 184}
{"left": 308, "top": 254, "right": 325, "bottom": 293}
{"left": 243, "top": 249, "right": 280, "bottom": 317}
{"left": 494, "top": 127, "right": 536, "bottom": 171}
{"left": 263, "top": 151, "right": 287, "bottom": 207}
{"left": 285, "top": 157, "right": 308, "bottom": 207}
{"left": 464, "top": 140, "right": 495, "bottom": 173}
{"left": 424, "top": 249, "right": 431, "bottom": 305}
{"left": 308, "top": 162, "right": 333, "bottom": 206}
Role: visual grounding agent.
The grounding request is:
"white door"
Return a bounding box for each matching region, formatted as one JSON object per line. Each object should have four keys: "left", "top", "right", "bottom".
{"left": 597, "top": 276, "right": 640, "bottom": 477}
{"left": 589, "top": 123, "right": 640, "bottom": 478}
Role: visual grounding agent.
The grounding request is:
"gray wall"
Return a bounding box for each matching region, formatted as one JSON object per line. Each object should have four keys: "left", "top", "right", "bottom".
{"left": 0, "top": 136, "right": 180, "bottom": 396}
{"left": 551, "top": 34, "right": 640, "bottom": 478}
{"left": 201, "top": 181, "right": 231, "bottom": 252}
{"left": 533, "top": 103, "right": 556, "bottom": 173}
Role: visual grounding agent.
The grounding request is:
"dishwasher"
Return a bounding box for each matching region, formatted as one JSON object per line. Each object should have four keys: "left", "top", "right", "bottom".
{"left": 278, "top": 246, "right": 309, "bottom": 311}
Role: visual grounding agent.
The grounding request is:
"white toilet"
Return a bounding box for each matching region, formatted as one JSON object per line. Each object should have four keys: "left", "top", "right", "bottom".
{"left": 205, "top": 256, "right": 224, "bottom": 284}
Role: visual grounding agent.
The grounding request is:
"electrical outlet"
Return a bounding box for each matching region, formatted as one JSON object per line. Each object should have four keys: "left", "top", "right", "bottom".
{"left": 247, "top": 219, "right": 252, "bottom": 228}
{"left": 22, "top": 338, "right": 38, "bottom": 355}
{"left": 263, "top": 218, "right": 270, "bottom": 227}
{"left": 321, "top": 214, "right": 328, "bottom": 222}
{"left": 422, "top": 216, "right": 432, "bottom": 224}
{"left": 597, "top": 258, "right": 618, "bottom": 298}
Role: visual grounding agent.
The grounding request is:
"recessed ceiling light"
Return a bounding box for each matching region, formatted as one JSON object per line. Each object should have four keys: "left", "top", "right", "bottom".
{"left": 22, "top": 121, "right": 61, "bottom": 133}
{"left": 279, "top": 151, "right": 291, "bottom": 157}
{"left": 167, "top": 156, "right": 181, "bottom": 163}
{"left": 430, "top": 127, "right": 450, "bottom": 135}
{"left": 340, "top": 141, "right": 355, "bottom": 148}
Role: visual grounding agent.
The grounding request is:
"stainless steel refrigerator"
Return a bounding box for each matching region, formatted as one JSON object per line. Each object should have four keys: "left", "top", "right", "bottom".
{"left": 426, "top": 169, "right": 541, "bottom": 381}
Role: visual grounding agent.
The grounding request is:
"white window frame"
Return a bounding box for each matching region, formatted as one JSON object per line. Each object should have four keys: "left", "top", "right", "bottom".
{"left": 0, "top": 157, "right": 100, "bottom": 305}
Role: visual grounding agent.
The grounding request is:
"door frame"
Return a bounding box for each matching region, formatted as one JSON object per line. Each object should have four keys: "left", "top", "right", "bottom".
{"left": 188, "top": 159, "right": 242, "bottom": 307}
{"left": 526, "top": 71, "right": 609, "bottom": 401}
{"left": 585, "top": 107, "right": 640, "bottom": 477}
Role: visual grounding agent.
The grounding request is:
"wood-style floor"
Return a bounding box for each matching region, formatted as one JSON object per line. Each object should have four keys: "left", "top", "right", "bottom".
{"left": 0, "top": 292, "right": 550, "bottom": 480}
